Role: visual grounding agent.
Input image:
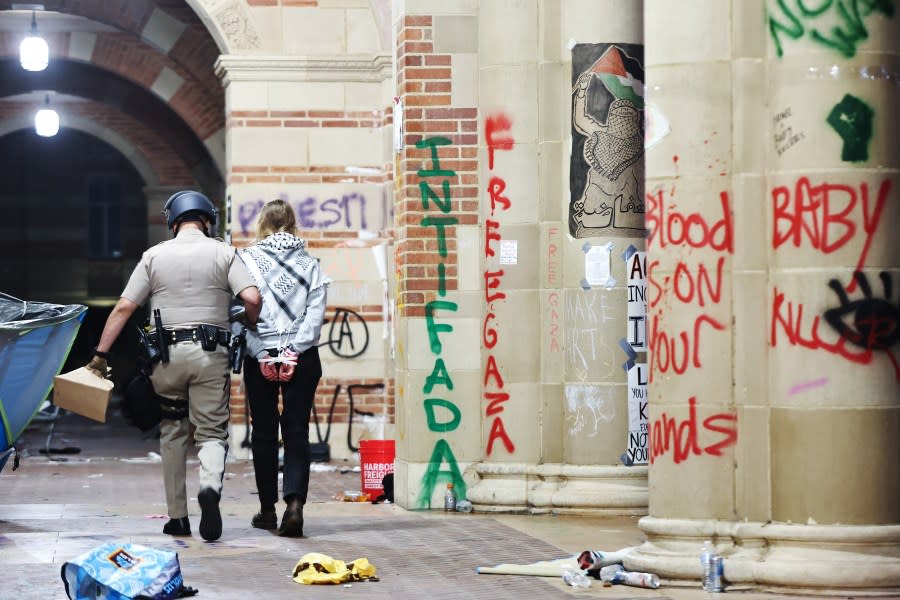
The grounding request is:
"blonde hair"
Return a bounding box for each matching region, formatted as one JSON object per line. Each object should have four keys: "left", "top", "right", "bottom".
{"left": 256, "top": 199, "right": 298, "bottom": 240}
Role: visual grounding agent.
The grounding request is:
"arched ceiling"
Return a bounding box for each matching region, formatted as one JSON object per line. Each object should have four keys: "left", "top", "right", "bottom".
{"left": 0, "top": 1, "right": 224, "bottom": 183}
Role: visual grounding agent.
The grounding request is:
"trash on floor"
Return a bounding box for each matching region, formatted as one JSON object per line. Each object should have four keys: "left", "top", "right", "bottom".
{"left": 61, "top": 541, "right": 198, "bottom": 599}
{"left": 477, "top": 545, "right": 661, "bottom": 589}
{"left": 477, "top": 556, "right": 582, "bottom": 577}
{"left": 333, "top": 490, "right": 370, "bottom": 502}
{"left": 599, "top": 564, "right": 660, "bottom": 589}
{"left": 292, "top": 552, "right": 378, "bottom": 585}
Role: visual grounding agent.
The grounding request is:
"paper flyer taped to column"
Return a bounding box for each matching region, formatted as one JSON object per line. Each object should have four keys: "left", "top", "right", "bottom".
{"left": 626, "top": 251, "right": 647, "bottom": 351}
{"left": 499, "top": 240, "right": 517, "bottom": 265}
{"left": 626, "top": 363, "right": 648, "bottom": 464}
{"left": 584, "top": 245, "right": 611, "bottom": 286}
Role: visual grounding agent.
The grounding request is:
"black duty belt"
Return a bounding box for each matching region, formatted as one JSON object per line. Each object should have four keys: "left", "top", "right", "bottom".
{"left": 150, "top": 326, "right": 231, "bottom": 349}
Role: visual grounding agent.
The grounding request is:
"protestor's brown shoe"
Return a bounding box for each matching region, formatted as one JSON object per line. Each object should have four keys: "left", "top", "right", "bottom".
{"left": 251, "top": 510, "right": 277, "bottom": 530}
{"left": 277, "top": 497, "right": 303, "bottom": 537}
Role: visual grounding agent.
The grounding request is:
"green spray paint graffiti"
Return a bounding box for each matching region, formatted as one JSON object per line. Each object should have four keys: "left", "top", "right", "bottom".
{"left": 768, "top": 0, "right": 895, "bottom": 58}
{"left": 415, "top": 136, "right": 467, "bottom": 508}
{"left": 827, "top": 93, "right": 874, "bottom": 162}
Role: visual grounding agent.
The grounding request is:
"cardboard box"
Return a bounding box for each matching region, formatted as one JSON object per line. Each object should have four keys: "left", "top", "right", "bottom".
{"left": 53, "top": 367, "right": 114, "bottom": 423}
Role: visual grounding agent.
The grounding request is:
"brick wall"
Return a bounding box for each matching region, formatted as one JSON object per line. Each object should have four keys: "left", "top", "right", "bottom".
{"left": 0, "top": 25, "right": 223, "bottom": 142}
{"left": 394, "top": 15, "right": 479, "bottom": 318}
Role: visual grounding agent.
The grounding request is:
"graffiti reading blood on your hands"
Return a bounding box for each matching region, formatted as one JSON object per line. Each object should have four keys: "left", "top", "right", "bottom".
{"left": 645, "top": 188, "right": 732, "bottom": 380}
{"left": 768, "top": 0, "right": 896, "bottom": 59}
{"left": 482, "top": 113, "right": 516, "bottom": 457}
{"left": 415, "top": 137, "right": 466, "bottom": 508}
{"left": 649, "top": 397, "right": 737, "bottom": 465}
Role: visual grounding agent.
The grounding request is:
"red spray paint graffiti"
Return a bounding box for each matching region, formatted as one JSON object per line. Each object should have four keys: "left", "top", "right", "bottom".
{"left": 482, "top": 113, "right": 515, "bottom": 456}
{"left": 646, "top": 188, "right": 733, "bottom": 381}
{"left": 649, "top": 397, "right": 737, "bottom": 465}
{"left": 770, "top": 177, "right": 897, "bottom": 380}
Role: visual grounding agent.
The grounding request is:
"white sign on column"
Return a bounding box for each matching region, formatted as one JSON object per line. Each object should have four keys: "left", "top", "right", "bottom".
{"left": 627, "top": 362, "right": 648, "bottom": 464}
{"left": 626, "top": 251, "right": 647, "bottom": 351}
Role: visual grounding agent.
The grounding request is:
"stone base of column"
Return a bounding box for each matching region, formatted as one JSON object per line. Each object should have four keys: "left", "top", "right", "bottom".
{"left": 467, "top": 462, "right": 648, "bottom": 515}
{"left": 627, "top": 517, "right": 900, "bottom": 593}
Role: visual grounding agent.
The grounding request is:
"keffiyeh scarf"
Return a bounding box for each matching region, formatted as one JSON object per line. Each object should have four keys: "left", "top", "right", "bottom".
{"left": 239, "top": 232, "right": 329, "bottom": 356}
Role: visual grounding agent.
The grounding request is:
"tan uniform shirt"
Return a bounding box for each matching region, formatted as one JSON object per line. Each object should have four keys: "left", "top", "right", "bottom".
{"left": 121, "top": 228, "right": 256, "bottom": 329}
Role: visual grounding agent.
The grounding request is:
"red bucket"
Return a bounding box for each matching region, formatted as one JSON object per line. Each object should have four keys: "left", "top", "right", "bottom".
{"left": 359, "top": 439, "right": 395, "bottom": 499}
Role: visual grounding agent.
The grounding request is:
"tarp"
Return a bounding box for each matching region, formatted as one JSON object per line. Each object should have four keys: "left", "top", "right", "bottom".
{"left": 0, "top": 293, "right": 87, "bottom": 460}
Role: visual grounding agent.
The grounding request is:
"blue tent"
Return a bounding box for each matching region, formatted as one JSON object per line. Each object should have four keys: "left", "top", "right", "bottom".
{"left": 0, "top": 293, "right": 86, "bottom": 472}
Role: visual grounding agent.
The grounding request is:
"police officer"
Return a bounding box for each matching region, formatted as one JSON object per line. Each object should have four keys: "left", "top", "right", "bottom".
{"left": 86, "top": 191, "right": 261, "bottom": 541}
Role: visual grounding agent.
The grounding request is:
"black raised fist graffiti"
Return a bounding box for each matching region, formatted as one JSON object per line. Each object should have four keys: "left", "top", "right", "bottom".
{"left": 824, "top": 271, "right": 899, "bottom": 351}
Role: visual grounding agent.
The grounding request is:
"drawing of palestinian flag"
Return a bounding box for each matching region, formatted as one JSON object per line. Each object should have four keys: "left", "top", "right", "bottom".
{"left": 590, "top": 46, "right": 644, "bottom": 109}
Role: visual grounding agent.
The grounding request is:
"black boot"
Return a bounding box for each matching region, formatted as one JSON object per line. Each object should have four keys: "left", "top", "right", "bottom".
{"left": 251, "top": 508, "right": 277, "bottom": 530}
{"left": 278, "top": 496, "right": 303, "bottom": 537}
{"left": 198, "top": 488, "right": 222, "bottom": 541}
{"left": 162, "top": 517, "right": 191, "bottom": 536}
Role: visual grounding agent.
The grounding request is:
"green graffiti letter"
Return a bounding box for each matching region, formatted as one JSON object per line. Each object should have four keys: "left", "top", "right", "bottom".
{"left": 420, "top": 216, "right": 459, "bottom": 257}
{"left": 416, "top": 438, "right": 467, "bottom": 508}
{"left": 425, "top": 300, "right": 458, "bottom": 354}
{"left": 424, "top": 358, "right": 454, "bottom": 394}
{"left": 416, "top": 137, "right": 455, "bottom": 178}
{"left": 424, "top": 398, "right": 461, "bottom": 433}
{"left": 419, "top": 180, "right": 452, "bottom": 213}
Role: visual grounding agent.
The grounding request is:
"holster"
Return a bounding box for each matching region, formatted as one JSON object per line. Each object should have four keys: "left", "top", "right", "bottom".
{"left": 230, "top": 327, "right": 247, "bottom": 374}
{"left": 197, "top": 325, "right": 218, "bottom": 351}
{"left": 136, "top": 326, "right": 161, "bottom": 365}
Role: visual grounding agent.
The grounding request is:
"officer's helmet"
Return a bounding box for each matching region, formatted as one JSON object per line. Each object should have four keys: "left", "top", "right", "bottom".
{"left": 162, "top": 191, "right": 218, "bottom": 233}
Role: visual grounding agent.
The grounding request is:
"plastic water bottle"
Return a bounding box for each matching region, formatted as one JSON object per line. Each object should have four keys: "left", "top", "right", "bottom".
{"left": 700, "top": 540, "right": 714, "bottom": 590}
{"left": 455, "top": 499, "right": 473, "bottom": 513}
{"left": 700, "top": 540, "right": 724, "bottom": 591}
{"left": 443, "top": 483, "right": 456, "bottom": 511}
{"left": 562, "top": 570, "right": 591, "bottom": 588}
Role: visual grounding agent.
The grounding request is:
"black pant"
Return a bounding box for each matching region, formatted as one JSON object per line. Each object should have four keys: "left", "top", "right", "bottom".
{"left": 244, "top": 347, "right": 322, "bottom": 507}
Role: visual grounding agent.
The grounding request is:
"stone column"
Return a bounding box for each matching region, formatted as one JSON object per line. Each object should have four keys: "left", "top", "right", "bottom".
{"left": 468, "top": 0, "right": 648, "bottom": 514}
{"left": 627, "top": 0, "right": 900, "bottom": 590}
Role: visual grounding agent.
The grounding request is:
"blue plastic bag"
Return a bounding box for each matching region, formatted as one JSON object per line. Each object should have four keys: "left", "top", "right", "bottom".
{"left": 60, "top": 542, "right": 185, "bottom": 600}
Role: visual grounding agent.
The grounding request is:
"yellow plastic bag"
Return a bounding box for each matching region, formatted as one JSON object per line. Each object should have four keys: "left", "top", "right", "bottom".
{"left": 292, "top": 552, "right": 377, "bottom": 585}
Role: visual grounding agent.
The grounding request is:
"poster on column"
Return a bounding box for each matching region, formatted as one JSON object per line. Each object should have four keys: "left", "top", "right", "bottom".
{"left": 626, "top": 251, "right": 647, "bottom": 351}
{"left": 569, "top": 43, "right": 645, "bottom": 239}
{"left": 627, "top": 363, "right": 648, "bottom": 465}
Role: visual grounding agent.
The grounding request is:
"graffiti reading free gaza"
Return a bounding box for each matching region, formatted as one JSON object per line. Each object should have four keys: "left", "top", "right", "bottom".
{"left": 414, "top": 137, "right": 466, "bottom": 508}
{"left": 768, "top": 0, "right": 895, "bottom": 58}
{"left": 482, "top": 114, "right": 516, "bottom": 457}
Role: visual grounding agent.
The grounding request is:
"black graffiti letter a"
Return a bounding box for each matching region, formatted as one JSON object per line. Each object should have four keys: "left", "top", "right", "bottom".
{"left": 335, "top": 310, "right": 355, "bottom": 353}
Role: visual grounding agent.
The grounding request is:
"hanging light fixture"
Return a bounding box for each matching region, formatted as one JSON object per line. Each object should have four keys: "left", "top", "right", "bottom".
{"left": 20, "top": 10, "right": 49, "bottom": 72}
{"left": 35, "top": 94, "right": 59, "bottom": 137}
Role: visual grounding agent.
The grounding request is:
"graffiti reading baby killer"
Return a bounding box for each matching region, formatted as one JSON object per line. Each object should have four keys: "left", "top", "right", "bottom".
{"left": 770, "top": 176, "right": 898, "bottom": 380}
{"left": 415, "top": 137, "right": 466, "bottom": 508}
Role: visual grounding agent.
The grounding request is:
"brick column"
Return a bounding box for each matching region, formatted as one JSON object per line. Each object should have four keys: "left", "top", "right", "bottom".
{"left": 391, "top": 4, "right": 481, "bottom": 509}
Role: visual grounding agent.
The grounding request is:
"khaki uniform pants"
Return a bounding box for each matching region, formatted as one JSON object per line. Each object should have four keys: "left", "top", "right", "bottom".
{"left": 150, "top": 341, "right": 230, "bottom": 519}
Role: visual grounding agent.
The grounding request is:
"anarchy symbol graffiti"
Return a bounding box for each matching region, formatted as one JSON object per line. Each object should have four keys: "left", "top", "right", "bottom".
{"left": 323, "top": 308, "right": 369, "bottom": 359}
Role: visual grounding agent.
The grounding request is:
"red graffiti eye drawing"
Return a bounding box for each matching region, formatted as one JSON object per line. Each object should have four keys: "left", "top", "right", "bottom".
{"left": 824, "top": 271, "right": 899, "bottom": 352}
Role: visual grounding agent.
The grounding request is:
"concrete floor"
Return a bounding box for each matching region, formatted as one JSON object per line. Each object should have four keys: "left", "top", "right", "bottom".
{"left": 0, "top": 408, "right": 885, "bottom": 599}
